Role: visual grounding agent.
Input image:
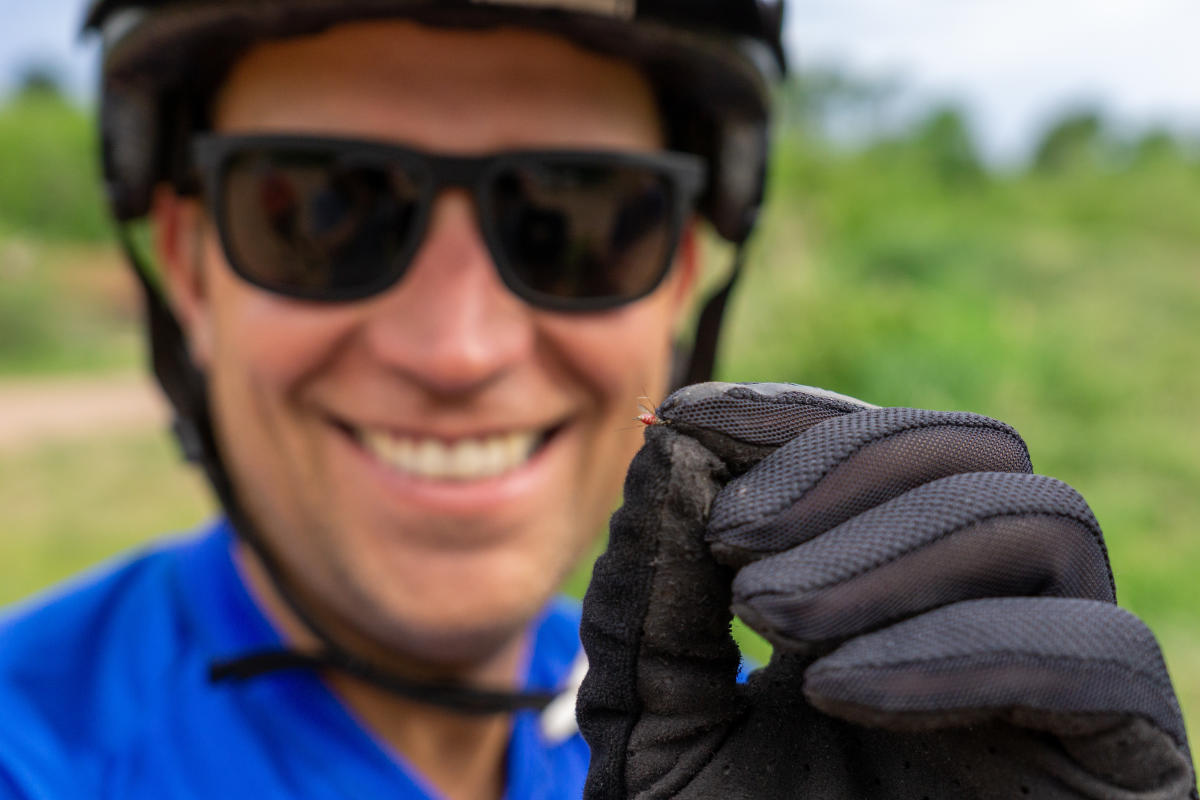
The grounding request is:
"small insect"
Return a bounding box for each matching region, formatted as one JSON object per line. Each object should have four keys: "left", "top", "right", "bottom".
{"left": 636, "top": 396, "right": 667, "bottom": 427}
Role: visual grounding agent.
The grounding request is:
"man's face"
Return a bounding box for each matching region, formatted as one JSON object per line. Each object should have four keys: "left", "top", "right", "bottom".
{"left": 162, "top": 21, "right": 694, "bottom": 665}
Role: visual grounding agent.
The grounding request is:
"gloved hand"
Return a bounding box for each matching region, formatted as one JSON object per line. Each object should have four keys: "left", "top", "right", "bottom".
{"left": 579, "top": 382, "right": 1196, "bottom": 799}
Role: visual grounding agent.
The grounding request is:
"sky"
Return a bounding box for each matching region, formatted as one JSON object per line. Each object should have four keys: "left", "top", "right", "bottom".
{"left": 4, "top": 0, "right": 1199, "bottom": 162}
{"left": 788, "top": 0, "right": 1200, "bottom": 160}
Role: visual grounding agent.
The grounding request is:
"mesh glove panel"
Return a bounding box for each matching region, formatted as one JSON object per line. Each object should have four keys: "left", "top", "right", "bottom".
{"left": 578, "top": 382, "right": 1196, "bottom": 799}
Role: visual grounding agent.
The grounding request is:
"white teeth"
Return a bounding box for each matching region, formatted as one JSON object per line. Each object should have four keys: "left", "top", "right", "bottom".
{"left": 359, "top": 429, "right": 541, "bottom": 480}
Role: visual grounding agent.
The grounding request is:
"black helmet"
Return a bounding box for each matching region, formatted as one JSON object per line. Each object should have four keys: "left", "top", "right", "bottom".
{"left": 86, "top": 0, "right": 785, "bottom": 243}
{"left": 82, "top": 0, "right": 788, "bottom": 715}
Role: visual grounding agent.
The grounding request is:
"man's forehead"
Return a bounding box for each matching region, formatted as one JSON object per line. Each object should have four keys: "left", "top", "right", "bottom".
{"left": 469, "top": 0, "right": 635, "bottom": 21}
{"left": 213, "top": 22, "right": 666, "bottom": 152}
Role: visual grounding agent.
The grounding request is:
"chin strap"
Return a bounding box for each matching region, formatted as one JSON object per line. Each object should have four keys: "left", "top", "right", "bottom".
{"left": 208, "top": 649, "right": 560, "bottom": 715}
{"left": 116, "top": 224, "right": 582, "bottom": 723}
{"left": 208, "top": 649, "right": 588, "bottom": 733}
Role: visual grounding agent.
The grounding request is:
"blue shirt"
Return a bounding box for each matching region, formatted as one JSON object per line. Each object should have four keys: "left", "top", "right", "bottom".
{"left": 0, "top": 519, "right": 589, "bottom": 799}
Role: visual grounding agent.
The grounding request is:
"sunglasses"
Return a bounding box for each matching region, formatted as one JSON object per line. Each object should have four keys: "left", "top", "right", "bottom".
{"left": 189, "top": 134, "right": 706, "bottom": 311}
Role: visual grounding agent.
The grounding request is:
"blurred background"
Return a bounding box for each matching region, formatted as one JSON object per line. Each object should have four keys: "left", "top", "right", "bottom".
{"left": 3, "top": 1, "right": 1198, "bottom": 749}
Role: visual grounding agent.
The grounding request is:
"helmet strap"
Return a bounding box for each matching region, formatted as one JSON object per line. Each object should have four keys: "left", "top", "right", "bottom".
{"left": 675, "top": 243, "right": 747, "bottom": 388}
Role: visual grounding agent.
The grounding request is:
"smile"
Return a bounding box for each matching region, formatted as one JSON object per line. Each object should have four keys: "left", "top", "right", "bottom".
{"left": 357, "top": 428, "right": 546, "bottom": 481}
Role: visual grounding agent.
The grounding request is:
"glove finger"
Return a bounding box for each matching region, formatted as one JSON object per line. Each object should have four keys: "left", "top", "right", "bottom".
{"left": 732, "top": 472, "right": 1116, "bottom": 652}
{"left": 655, "top": 381, "right": 872, "bottom": 475}
{"left": 709, "top": 407, "right": 1032, "bottom": 562}
{"left": 805, "top": 597, "right": 1196, "bottom": 796}
{"left": 578, "top": 383, "right": 872, "bottom": 797}
{"left": 578, "top": 425, "right": 743, "bottom": 799}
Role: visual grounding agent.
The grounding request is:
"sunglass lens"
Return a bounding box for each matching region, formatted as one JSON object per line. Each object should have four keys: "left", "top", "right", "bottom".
{"left": 488, "top": 161, "right": 677, "bottom": 305}
{"left": 220, "top": 149, "right": 423, "bottom": 299}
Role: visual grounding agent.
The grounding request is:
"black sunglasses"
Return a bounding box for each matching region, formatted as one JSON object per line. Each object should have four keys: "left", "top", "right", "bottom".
{"left": 190, "top": 134, "right": 706, "bottom": 311}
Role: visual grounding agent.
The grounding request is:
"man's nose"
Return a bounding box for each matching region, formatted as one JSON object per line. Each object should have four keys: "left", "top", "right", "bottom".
{"left": 360, "top": 190, "right": 536, "bottom": 395}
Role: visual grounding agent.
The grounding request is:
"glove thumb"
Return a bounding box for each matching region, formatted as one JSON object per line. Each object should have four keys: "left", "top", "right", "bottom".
{"left": 578, "top": 424, "right": 742, "bottom": 799}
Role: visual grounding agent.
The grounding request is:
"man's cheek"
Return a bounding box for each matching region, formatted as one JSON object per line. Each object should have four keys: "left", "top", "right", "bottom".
{"left": 545, "top": 309, "right": 670, "bottom": 384}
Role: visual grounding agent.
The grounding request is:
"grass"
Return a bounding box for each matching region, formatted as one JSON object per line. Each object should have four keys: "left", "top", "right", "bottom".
{"left": 0, "top": 429, "right": 212, "bottom": 605}
{"left": 0, "top": 238, "right": 142, "bottom": 375}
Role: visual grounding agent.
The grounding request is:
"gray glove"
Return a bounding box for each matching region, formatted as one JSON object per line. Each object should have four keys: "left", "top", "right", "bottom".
{"left": 578, "top": 382, "right": 1196, "bottom": 799}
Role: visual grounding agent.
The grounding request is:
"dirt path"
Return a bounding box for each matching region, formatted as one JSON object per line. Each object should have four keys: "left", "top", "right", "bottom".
{"left": 0, "top": 373, "right": 169, "bottom": 451}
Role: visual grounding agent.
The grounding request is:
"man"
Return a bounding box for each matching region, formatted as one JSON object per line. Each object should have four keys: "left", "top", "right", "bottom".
{"left": 0, "top": 2, "right": 1194, "bottom": 799}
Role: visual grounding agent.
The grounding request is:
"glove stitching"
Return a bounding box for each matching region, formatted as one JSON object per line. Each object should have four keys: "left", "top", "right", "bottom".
{"left": 812, "top": 650, "right": 1177, "bottom": 695}
{"left": 716, "top": 416, "right": 1026, "bottom": 533}
{"left": 722, "top": 386, "right": 865, "bottom": 414}
{"left": 660, "top": 386, "right": 865, "bottom": 429}
{"left": 745, "top": 509, "right": 1105, "bottom": 595}
{"left": 670, "top": 711, "right": 753, "bottom": 798}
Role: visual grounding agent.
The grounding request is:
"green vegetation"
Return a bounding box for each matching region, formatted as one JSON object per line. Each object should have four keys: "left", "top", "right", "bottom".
{"left": 0, "top": 96, "right": 141, "bottom": 374}
{"left": 1, "top": 91, "right": 1198, "bottom": 748}
{"left": 0, "top": 239, "right": 142, "bottom": 375}
{"left": 0, "top": 93, "right": 110, "bottom": 242}
{"left": 0, "top": 430, "right": 212, "bottom": 604}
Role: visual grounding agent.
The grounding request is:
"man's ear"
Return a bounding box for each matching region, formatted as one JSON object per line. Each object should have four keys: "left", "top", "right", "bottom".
{"left": 151, "top": 186, "right": 214, "bottom": 367}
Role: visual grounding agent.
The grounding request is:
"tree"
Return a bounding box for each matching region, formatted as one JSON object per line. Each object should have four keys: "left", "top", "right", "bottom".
{"left": 911, "top": 105, "right": 985, "bottom": 185}
{"left": 1031, "top": 109, "right": 1107, "bottom": 174}
{"left": 14, "top": 60, "right": 67, "bottom": 101}
{"left": 1131, "top": 127, "right": 1185, "bottom": 167}
{"left": 774, "top": 67, "right": 903, "bottom": 146}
